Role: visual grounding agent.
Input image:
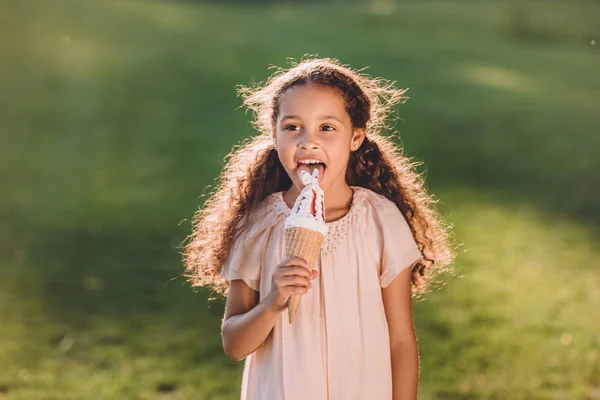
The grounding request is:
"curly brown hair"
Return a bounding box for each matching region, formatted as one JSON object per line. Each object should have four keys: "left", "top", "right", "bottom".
{"left": 182, "top": 57, "right": 456, "bottom": 298}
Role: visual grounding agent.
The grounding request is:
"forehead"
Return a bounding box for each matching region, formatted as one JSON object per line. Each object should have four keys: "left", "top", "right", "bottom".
{"left": 278, "top": 84, "right": 348, "bottom": 120}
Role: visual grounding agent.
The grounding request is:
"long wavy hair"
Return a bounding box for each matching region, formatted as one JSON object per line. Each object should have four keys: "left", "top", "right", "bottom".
{"left": 182, "top": 57, "right": 456, "bottom": 298}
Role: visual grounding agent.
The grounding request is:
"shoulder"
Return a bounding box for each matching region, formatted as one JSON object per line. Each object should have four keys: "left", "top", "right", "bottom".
{"left": 353, "top": 186, "right": 411, "bottom": 237}
{"left": 355, "top": 186, "right": 402, "bottom": 219}
{"left": 227, "top": 193, "right": 284, "bottom": 258}
{"left": 237, "top": 192, "right": 287, "bottom": 234}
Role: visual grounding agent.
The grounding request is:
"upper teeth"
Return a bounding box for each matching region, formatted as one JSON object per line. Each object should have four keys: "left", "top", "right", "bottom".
{"left": 299, "top": 159, "right": 322, "bottom": 164}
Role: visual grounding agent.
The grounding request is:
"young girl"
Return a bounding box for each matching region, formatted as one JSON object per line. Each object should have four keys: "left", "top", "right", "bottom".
{"left": 183, "top": 57, "right": 455, "bottom": 400}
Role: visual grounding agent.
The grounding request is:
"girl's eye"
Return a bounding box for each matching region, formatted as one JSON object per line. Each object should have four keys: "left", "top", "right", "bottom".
{"left": 284, "top": 124, "right": 300, "bottom": 131}
{"left": 321, "top": 125, "right": 335, "bottom": 132}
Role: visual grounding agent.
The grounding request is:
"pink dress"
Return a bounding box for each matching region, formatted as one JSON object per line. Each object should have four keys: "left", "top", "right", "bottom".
{"left": 221, "top": 186, "right": 423, "bottom": 400}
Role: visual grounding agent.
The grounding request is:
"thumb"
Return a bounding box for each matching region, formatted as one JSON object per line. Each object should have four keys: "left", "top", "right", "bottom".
{"left": 311, "top": 270, "right": 319, "bottom": 279}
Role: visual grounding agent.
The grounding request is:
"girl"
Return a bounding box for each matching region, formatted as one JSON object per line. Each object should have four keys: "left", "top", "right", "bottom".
{"left": 183, "top": 57, "right": 455, "bottom": 400}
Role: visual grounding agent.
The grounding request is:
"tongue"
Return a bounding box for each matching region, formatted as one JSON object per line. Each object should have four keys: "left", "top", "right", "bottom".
{"left": 297, "top": 164, "right": 324, "bottom": 183}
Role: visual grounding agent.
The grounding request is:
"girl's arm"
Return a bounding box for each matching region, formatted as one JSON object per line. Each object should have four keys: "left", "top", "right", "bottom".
{"left": 221, "top": 256, "right": 317, "bottom": 361}
{"left": 382, "top": 266, "right": 420, "bottom": 400}
{"left": 221, "top": 280, "right": 280, "bottom": 361}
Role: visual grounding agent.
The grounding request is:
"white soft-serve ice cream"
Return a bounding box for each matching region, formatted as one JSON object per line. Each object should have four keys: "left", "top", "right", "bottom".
{"left": 284, "top": 169, "right": 328, "bottom": 234}
{"left": 284, "top": 168, "right": 328, "bottom": 323}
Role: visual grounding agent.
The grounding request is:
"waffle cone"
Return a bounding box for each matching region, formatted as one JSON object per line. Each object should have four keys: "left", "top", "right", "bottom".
{"left": 285, "top": 226, "right": 325, "bottom": 323}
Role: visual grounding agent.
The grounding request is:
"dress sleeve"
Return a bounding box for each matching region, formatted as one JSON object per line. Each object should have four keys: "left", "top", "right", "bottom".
{"left": 219, "top": 214, "right": 272, "bottom": 292}
{"left": 373, "top": 196, "right": 423, "bottom": 288}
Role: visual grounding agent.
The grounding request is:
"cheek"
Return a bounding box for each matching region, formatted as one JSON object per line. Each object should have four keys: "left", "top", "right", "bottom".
{"left": 327, "top": 143, "right": 351, "bottom": 168}
{"left": 276, "top": 143, "right": 297, "bottom": 168}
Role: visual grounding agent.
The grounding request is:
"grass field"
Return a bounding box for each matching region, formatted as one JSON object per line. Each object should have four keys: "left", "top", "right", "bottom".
{"left": 1, "top": 0, "right": 599, "bottom": 399}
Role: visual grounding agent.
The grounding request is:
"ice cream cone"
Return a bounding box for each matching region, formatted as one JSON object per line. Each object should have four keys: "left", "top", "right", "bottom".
{"left": 285, "top": 226, "right": 325, "bottom": 323}
{"left": 284, "top": 168, "right": 328, "bottom": 324}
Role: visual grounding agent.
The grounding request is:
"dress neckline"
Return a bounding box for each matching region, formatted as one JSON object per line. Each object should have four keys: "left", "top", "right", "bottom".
{"left": 274, "top": 186, "right": 367, "bottom": 227}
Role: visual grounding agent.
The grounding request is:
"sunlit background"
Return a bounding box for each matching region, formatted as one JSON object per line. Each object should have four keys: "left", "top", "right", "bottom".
{"left": 1, "top": 0, "right": 599, "bottom": 398}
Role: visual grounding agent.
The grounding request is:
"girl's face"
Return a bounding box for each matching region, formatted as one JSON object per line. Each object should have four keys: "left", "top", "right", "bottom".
{"left": 272, "top": 84, "right": 365, "bottom": 195}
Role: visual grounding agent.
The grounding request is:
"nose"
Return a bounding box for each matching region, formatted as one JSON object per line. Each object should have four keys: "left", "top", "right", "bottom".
{"left": 298, "top": 129, "right": 320, "bottom": 150}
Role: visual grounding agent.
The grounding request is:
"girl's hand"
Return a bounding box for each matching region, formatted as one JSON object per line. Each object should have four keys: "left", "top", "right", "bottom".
{"left": 265, "top": 256, "right": 319, "bottom": 313}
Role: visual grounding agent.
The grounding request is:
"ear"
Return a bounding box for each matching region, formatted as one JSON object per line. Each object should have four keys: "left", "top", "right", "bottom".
{"left": 351, "top": 128, "right": 366, "bottom": 151}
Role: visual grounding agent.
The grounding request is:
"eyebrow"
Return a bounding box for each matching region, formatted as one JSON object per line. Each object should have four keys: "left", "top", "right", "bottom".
{"left": 280, "top": 115, "right": 343, "bottom": 124}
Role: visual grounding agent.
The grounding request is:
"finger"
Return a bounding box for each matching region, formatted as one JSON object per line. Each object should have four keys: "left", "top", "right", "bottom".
{"left": 279, "top": 266, "right": 312, "bottom": 279}
{"left": 278, "top": 275, "right": 311, "bottom": 289}
{"left": 311, "top": 270, "right": 319, "bottom": 280}
{"left": 283, "top": 285, "right": 308, "bottom": 297}
{"left": 281, "top": 257, "right": 308, "bottom": 269}
{"left": 292, "top": 286, "right": 308, "bottom": 295}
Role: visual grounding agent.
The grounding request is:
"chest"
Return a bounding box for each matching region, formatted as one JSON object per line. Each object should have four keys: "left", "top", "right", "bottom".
{"left": 259, "top": 221, "right": 383, "bottom": 300}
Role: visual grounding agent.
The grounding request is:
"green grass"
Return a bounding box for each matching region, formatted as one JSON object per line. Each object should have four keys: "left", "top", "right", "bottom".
{"left": 1, "top": 0, "right": 599, "bottom": 398}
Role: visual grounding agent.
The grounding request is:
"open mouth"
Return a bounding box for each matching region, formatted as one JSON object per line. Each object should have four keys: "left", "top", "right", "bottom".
{"left": 296, "top": 160, "right": 326, "bottom": 183}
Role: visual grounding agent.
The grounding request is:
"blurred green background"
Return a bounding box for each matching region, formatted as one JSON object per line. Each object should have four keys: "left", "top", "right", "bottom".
{"left": 1, "top": 0, "right": 599, "bottom": 399}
